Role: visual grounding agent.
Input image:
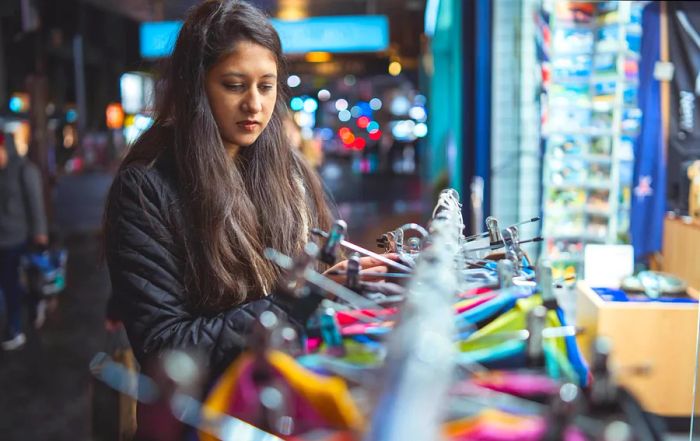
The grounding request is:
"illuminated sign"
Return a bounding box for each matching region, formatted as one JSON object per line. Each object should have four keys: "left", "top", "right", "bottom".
{"left": 139, "top": 15, "right": 389, "bottom": 58}
{"left": 120, "top": 72, "right": 154, "bottom": 114}
{"left": 140, "top": 21, "right": 182, "bottom": 59}
{"left": 270, "top": 15, "right": 389, "bottom": 53}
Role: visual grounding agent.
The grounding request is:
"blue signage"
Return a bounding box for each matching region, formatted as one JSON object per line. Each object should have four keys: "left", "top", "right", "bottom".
{"left": 140, "top": 21, "right": 183, "bottom": 59}
{"left": 270, "top": 15, "right": 389, "bottom": 53}
{"left": 139, "top": 15, "right": 389, "bottom": 58}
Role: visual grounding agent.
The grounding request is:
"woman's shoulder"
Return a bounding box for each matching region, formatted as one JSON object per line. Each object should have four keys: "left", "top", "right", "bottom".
{"left": 107, "top": 153, "right": 184, "bottom": 238}
{"left": 115, "top": 153, "right": 178, "bottom": 199}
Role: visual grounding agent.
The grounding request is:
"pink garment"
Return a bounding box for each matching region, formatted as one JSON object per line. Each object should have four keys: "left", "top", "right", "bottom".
{"left": 457, "top": 287, "right": 494, "bottom": 298}
{"left": 306, "top": 337, "right": 322, "bottom": 353}
{"left": 225, "top": 358, "right": 329, "bottom": 435}
{"left": 335, "top": 308, "right": 398, "bottom": 326}
{"left": 471, "top": 372, "right": 560, "bottom": 397}
{"left": 454, "top": 294, "right": 497, "bottom": 314}
{"left": 340, "top": 321, "right": 393, "bottom": 336}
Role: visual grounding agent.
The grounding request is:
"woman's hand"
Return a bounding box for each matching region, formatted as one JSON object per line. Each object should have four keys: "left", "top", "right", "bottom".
{"left": 323, "top": 253, "right": 401, "bottom": 284}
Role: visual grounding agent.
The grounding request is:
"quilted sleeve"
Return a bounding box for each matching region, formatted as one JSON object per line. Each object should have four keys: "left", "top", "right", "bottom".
{"left": 105, "top": 166, "right": 321, "bottom": 375}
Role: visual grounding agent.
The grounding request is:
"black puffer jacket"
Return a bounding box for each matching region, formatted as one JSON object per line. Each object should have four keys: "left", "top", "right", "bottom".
{"left": 105, "top": 154, "right": 322, "bottom": 377}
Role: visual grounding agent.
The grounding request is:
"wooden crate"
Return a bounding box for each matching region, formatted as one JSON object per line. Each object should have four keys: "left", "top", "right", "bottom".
{"left": 575, "top": 282, "right": 699, "bottom": 416}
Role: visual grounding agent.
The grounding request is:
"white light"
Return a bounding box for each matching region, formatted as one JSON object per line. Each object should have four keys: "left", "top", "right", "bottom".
{"left": 124, "top": 126, "right": 140, "bottom": 144}
{"left": 369, "top": 98, "right": 383, "bottom": 111}
{"left": 301, "top": 127, "right": 313, "bottom": 139}
{"left": 390, "top": 96, "right": 411, "bottom": 116}
{"left": 120, "top": 72, "right": 144, "bottom": 114}
{"left": 391, "top": 120, "right": 417, "bottom": 141}
{"left": 287, "top": 75, "right": 301, "bottom": 88}
{"left": 408, "top": 106, "right": 425, "bottom": 122}
{"left": 335, "top": 99, "right": 348, "bottom": 112}
{"left": 425, "top": 0, "right": 440, "bottom": 37}
{"left": 414, "top": 122, "right": 428, "bottom": 138}
{"left": 134, "top": 114, "right": 153, "bottom": 130}
{"left": 303, "top": 98, "right": 318, "bottom": 113}
{"left": 350, "top": 106, "right": 362, "bottom": 118}
{"left": 409, "top": 106, "right": 427, "bottom": 121}
{"left": 338, "top": 110, "right": 351, "bottom": 122}
{"left": 294, "top": 111, "right": 315, "bottom": 128}
{"left": 318, "top": 89, "right": 331, "bottom": 101}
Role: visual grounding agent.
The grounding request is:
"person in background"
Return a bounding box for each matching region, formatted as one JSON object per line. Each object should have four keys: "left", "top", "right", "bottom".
{"left": 0, "top": 131, "right": 49, "bottom": 351}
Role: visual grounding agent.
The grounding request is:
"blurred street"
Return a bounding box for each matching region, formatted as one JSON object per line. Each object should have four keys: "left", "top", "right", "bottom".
{"left": 0, "top": 173, "right": 112, "bottom": 440}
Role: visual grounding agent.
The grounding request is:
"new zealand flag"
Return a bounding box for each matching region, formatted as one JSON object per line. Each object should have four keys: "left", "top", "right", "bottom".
{"left": 631, "top": 2, "right": 665, "bottom": 262}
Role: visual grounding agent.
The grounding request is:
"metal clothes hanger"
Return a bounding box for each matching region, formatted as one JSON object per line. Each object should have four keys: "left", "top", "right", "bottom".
{"left": 311, "top": 228, "right": 413, "bottom": 273}
{"left": 462, "top": 216, "right": 541, "bottom": 243}
{"left": 263, "top": 244, "right": 384, "bottom": 324}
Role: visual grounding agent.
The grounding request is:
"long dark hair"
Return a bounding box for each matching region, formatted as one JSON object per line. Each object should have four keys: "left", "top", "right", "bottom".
{"left": 106, "top": 0, "right": 332, "bottom": 314}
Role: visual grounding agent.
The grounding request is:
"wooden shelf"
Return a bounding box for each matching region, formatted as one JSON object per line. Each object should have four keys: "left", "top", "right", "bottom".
{"left": 575, "top": 282, "right": 698, "bottom": 417}
{"left": 662, "top": 215, "right": 700, "bottom": 292}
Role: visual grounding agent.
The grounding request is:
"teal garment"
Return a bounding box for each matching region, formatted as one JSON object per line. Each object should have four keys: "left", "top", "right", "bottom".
{"left": 455, "top": 293, "right": 518, "bottom": 330}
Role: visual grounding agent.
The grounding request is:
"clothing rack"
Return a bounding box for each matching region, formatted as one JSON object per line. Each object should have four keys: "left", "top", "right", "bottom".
{"left": 90, "top": 187, "right": 663, "bottom": 441}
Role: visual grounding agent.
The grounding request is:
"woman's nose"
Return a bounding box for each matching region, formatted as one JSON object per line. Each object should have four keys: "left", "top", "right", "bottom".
{"left": 242, "top": 90, "right": 262, "bottom": 114}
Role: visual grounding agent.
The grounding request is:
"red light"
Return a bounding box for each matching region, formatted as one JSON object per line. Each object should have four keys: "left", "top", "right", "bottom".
{"left": 357, "top": 116, "right": 370, "bottom": 129}
{"left": 338, "top": 127, "right": 351, "bottom": 137}
{"left": 354, "top": 138, "right": 366, "bottom": 150}
{"left": 369, "top": 130, "right": 382, "bottom": 141}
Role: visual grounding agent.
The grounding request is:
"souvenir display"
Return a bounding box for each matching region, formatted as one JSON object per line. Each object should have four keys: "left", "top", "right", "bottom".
{"left": 539, "top": 1, "right": 645, "bottom": 277}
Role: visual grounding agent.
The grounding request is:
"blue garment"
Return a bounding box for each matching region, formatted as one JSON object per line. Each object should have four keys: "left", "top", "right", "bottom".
{"left": 454, "top": 292, "right": 518, "bottom": 330}
{"left": 0, "top": 243, "right": 27, "bottom": 339}
{"left": 631, "top": 2, "right": 665, "bottom": 261}
{"left": 555, "top": 308, "right": 590, "bottom": 387}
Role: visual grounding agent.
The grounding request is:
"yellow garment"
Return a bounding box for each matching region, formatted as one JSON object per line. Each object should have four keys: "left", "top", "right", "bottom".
{"left": 443, "top": 409, "right": 540, "bottom": 438}
{"left": 456, "top": 295, "right": 573, "bottom": 380}
{"left": 453, "top": 296, "right": 488, "bottom": 312}
{"left": 200, "top": 350, "right": 364, "bottom": 441}
{"left": 542, "top": 313, "right": 579, "bottom": 383}
{"left": 458, "top": 296, "right": 543, "bottom": 353}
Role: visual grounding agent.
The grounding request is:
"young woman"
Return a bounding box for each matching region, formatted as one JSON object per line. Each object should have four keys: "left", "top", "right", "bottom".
{"left": 104, "top": 0, "right": 391, "bottom": 380}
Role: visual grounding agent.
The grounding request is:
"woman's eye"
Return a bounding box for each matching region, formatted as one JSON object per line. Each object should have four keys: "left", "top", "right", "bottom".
{"left": 224, "top": 83, "right": 244, "bottom": 91}
{"left": 259, "top": 84, "right": 274, "bottom": 92}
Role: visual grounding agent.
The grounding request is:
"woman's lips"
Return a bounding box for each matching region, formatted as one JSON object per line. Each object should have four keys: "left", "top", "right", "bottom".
{"left": 237, "top": 121, "right": 259, "bottom": 132}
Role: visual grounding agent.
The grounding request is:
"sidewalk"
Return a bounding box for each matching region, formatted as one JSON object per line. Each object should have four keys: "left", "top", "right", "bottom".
{"left": 0, "top": 233, "right": 112, "bottom": 441}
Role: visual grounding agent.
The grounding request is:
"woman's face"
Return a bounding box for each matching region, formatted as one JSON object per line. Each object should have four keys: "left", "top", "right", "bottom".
{"left": 205, "top": 41, "right": 278, "bottom": 156}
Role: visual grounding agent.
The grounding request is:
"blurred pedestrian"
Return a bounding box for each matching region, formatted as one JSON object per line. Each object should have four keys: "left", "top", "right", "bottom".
{"left": 0, "top": 131, "right": 48, "bottom": 351}
{"left": 103, "top": 0, "right": 391, "bottom": 408}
